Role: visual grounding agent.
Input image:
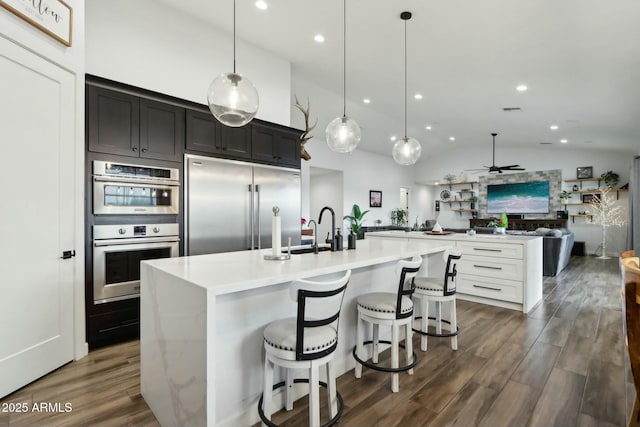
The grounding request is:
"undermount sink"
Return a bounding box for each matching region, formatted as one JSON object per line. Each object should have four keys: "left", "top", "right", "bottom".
{"left": 285, "top": 246, "right": 332, "bottom": 255}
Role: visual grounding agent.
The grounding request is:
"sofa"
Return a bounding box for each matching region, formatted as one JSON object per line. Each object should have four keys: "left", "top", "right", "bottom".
{"left": 536, "top": 228, "right": 575, "bottom": 276}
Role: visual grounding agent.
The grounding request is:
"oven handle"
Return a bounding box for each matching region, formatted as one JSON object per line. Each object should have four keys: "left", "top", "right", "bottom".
{"left": 94, "top": 237, "right": 180, "bottom": 247}
{"left": 93, "top": 176, "right": 180, "bottom": 186}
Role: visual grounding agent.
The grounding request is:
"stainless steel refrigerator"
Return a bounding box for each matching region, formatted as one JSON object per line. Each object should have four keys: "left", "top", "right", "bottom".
{"left": 185, "top": 154, "right": 301, "bottom": 255}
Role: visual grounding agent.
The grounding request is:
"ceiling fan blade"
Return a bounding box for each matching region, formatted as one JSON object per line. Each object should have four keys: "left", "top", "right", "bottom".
{"left": 499, "top": 165, "right": 521, "bottom": 169}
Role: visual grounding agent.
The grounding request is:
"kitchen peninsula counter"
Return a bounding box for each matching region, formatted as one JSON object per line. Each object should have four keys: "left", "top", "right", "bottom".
{"left": 366, "top": 231, "right": 543, "bottom": 313}
{"left": 140, "top": 238, "right": 452, "bottom": 427}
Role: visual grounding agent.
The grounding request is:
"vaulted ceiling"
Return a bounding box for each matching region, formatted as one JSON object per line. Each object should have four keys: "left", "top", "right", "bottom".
{"left": 157, "top": 0, "right": 640, "bottom": 158}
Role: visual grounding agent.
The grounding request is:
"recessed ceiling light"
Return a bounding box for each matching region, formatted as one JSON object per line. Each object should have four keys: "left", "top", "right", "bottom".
{"left": 425, "top": 126, "right": 432, "bottom": 130}
{"left": 390, "top": 136, "right": 397, "bottom": 141}
{"left": 414, "top": 93, "right": 423, "bottom": 100}
{"left": 255, "top": 0, "right": 268, "bottom": 10}
{"left": 363, "top": 98, "right": 371, "bottom": 104}
{"left": 549, "top": 125, "right": 559, "bottom": 130}
{"left": 516, "top": 84, "right": 528, "bottom": 92}
{"left": 449, "top": 137, "right": 455, "bottom": 141}
{"left": 314, "top": 34, "right": 325, "bottom": 43}
{"left": 560, "top": 139, "right": 568, "bottom": 144}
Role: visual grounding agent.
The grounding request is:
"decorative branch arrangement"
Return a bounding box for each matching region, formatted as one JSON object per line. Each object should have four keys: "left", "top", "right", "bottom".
{"left": 294, "top": 96, "right": 317, "bottom": 161}
{"left": 587, "top": 188, "right": 627, "bottom": 259}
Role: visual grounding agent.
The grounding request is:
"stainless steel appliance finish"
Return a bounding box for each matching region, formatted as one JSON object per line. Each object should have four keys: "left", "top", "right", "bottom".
{"left": 93, "top": 223, "right": 179, "bottom": 304}
{"left": 93, "top": 160, "right": 180, "bottom": 215}
{"left": 185, "top": 155, "right": 301, "bottom": 255}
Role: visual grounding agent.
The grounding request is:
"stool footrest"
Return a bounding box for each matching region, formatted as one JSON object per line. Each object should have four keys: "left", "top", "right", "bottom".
{"left": 413, "top": 316, "right": 460, "bottom": 338}
{"left": 352, "top": 340, "right": 418, "bottom": 373}
{"left": 258, "top": 379, "right": 344, "bottom": 427}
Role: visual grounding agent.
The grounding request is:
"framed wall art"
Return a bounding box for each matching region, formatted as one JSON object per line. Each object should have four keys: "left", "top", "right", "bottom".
{"left": 576, "top": 166, "right": 593, "bottom": 179}
{"left": 0, "top": 0, "right": 73, "bottom": 46}
{"left": 369, "top": 190, "right": 382, "bottom": 208}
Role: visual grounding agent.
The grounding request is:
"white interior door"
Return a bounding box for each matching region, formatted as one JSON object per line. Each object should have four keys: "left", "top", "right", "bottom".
{"left": 0, "top": 36, "right": 76, "bottom": 398}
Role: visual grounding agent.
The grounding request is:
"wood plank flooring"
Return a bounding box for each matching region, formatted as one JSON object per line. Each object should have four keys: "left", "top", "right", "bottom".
{"left": 0, "top": 256, "right": 631, "bottom": 427}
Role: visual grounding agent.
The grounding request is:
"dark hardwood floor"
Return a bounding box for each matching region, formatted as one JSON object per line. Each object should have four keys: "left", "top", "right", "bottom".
{"left": 1, "top": 256, "right": 630, "bottom": 427}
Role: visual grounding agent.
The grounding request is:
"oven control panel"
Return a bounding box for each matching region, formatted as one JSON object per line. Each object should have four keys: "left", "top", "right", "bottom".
{"left": 93, "top": 223, "right": 179, "bottom": 240}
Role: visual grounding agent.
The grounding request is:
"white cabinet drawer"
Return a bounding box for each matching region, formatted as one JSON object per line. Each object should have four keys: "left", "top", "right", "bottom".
{"left": 457, "top": 274, "right": 523, "bottom": 303}
{"left": 458, "top": 255, "right": 523, "bottom": 281}
{"left": 457, "top": 240, "right": 523, "bottom": 259}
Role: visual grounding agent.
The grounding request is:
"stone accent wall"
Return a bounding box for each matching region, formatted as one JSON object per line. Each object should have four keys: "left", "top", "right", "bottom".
{"left": 478, "top": 169, "right": 562, "bottom": 219}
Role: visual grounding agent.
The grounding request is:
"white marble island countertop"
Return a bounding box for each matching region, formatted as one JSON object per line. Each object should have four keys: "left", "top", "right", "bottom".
{"left": 142, "top": 238, "right": 452, "bottom": 296}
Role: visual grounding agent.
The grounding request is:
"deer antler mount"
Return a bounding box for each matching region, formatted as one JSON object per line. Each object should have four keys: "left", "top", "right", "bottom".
{"left": 294, "top": 96, "right": 317, "bottom": 161}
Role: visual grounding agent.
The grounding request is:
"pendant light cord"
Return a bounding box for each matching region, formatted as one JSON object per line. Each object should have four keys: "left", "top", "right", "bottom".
{"left": 233, "top": 0, "right": 236, "bottom": 74}
{"left": 342, "top": 0, "right": 347, "bottom": 118}
{"left": 403, "top": 17, "right": 408, "bottom": 139}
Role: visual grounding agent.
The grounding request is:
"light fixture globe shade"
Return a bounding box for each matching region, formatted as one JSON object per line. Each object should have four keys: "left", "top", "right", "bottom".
{"left": 207, "top": 72, "right": 259, "bottom": 127}
{"left": 392, "top": 137, "right": 422, "bottom": 165}
{"left": 325, "top": 116, "right": 361, "bottom": 153}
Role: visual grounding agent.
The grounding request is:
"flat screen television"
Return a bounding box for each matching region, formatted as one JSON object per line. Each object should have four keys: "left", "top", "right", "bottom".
{"left": 487, "top": 181, "right": 550, "bottom": 214}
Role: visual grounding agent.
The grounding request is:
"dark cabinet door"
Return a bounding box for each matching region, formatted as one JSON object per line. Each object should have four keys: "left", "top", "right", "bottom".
{"left": 220, "top": 125, "right": 251, "bottom": 159}
{"left": 251, "top": 123, "right": 301, "bottom": 167}
{"left": 88, "top": 86, "right": 140, "bottom": 157}
{"left": 140, "top": 99, "right": 184, "bottom": 162}
{"left": 186, "top": 109, "right": 221, "bottom": 154}
{"left": 274, "top": 129, "right": 301, "bottom": 167}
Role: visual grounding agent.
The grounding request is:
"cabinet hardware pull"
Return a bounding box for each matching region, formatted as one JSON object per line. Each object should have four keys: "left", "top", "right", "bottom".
{"left": 132, "top": 147, "right": 138, "bottom": 152}
{"left": 60, "top": 250, "right": 76, "bottom": 259}
{"left": 473, "top": 284, "right": 502, "bottom": 291}
{"left": 141, "top": 148, "right": 147, "bottom": 153}
{"left": 473, "top": 247, "right": 502, "bottom": 252}
{"left": 473, "top": 264, "right": 502, "bottom": 270}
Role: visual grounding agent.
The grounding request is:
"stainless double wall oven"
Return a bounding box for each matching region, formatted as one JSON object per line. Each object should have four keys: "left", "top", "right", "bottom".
{"left": 91, "top": 161, "right": 180, "bottom": 304}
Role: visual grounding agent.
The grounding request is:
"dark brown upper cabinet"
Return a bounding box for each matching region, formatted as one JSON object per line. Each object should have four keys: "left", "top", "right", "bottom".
{"left": 185, "top": 109, "right": 251, "bottom": 160}
{"left": 139, "top": 99, "right": 184, "bottom": 162}
{"left": 87, "top": 85, "right": 184, "bottom": 162}
{"left": 251, "top": 122, "right": 300, "bottom": 168}
{"left": 88, "top": 86, "right": 139, "bottom": 157}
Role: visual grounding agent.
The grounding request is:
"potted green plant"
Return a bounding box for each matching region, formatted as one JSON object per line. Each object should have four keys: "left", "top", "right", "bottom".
{"left": 344, "top": 204, "right": 369, "bottom": 239}
{"left": 468, "top": 195, "right": 478, "bottom": 210}
{"left": 390, "top": 208, "right": 408, "bottom": 227}
{"left": 443, "top": 173, "right": 457, "bottom": 185}
{"left": 600, "top": 171, "right": 619, "bottom": 189}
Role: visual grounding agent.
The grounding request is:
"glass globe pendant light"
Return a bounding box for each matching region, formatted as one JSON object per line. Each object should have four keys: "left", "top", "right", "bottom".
{"left": 392, "top": 11, "right": 422, "bottom": 166}
{"left": 207, "top": 0, "right": 259, "bottom": 127}
{"left": 325, "top": 0, "right": 361, "bottom": 153}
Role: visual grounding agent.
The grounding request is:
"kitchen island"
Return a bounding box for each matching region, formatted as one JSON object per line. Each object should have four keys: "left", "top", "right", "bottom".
{"left": 140, "top": 238, "right": 452, "bottom": 427}
{"left": 366, "top": 231, "right": 543, "bottom": 313}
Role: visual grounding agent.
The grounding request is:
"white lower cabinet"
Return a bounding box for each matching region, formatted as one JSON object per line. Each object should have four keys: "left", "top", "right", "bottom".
{"left": 458, "top": 274, "right": 523, "bottom": 303}
{"left": 365, "top": 232, "right": 543, "bottom": 313}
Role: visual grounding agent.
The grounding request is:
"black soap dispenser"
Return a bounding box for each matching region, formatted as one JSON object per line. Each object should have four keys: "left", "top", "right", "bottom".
{"left": 335, "top": 229, "right": 343, "bottom": 251}
{"left": 348, "top": 231, "right": 357, "bottom": 250}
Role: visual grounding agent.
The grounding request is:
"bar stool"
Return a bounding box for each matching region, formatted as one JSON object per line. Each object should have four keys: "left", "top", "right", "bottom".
{"left": 258, "top": 270, "right": 351, "bottom": 427}
{"left": 413, "top": 251, "right": 462, "bottom": 351}
{"left": 353, "top": 255, "right": 422, "bottom": 393}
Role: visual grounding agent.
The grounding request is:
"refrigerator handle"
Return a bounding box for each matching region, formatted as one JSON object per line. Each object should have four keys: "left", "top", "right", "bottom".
{"left": 249, "top": 184, "right": 254, "bottom": 250}
{"left": 256, "top": 184, "right": 261, "bottom": 249}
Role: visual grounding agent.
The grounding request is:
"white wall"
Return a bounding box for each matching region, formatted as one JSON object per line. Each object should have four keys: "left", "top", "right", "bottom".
{"left": 293, "top": 74, "right": 431, "bottom": 229}
{"left": 309, "top": 169, "right": 343, "bottom": 240}
{"left": 416, "top": 146, "right": 634, "bottom": 255}
{"left": 0, "top": 0, "right": 87, "bottom": 359}
{"left": 85, "top": 0, "right": 291, "bottom": 126}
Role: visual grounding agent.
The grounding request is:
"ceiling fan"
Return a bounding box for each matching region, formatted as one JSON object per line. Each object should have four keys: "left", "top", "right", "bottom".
{"left": 468, "top": 133, "right": 525, "bottom": 174}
